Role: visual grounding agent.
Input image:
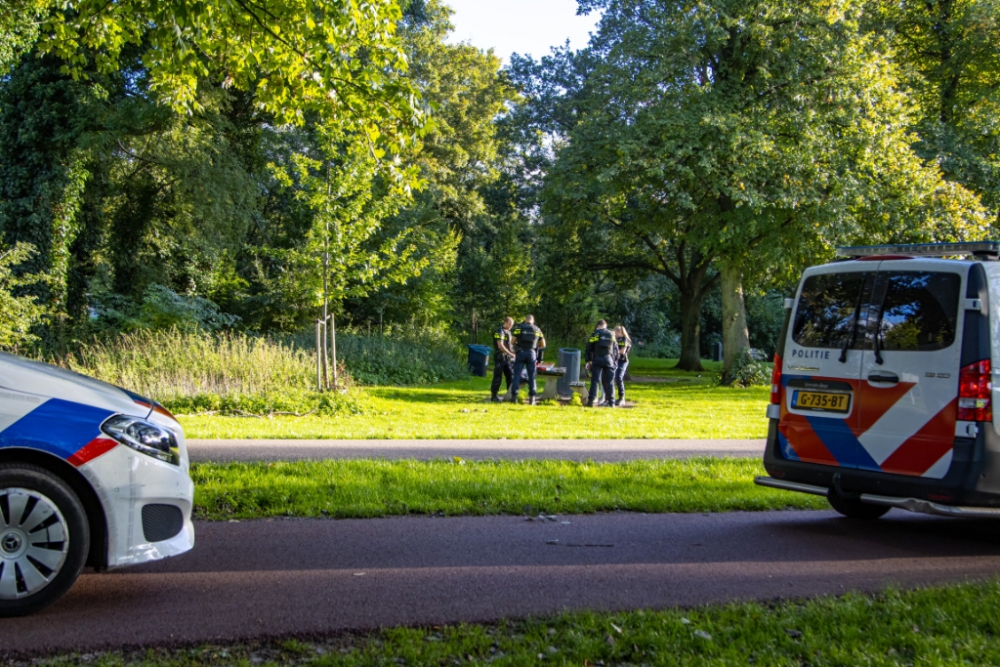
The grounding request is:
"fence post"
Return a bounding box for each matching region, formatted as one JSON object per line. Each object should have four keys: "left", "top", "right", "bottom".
{"left": 321, "top": 319, "right": 329, "bottom": 390}
{"left": 315, "top": 320, "right": 323, "bottom": 392}
{"left": 331, "top": 313, "right": 338, "bottom": 390}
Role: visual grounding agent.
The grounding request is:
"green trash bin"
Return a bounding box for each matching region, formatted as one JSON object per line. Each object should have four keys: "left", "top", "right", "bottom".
{"left": 467, "top": 344, "right": 491, "bottom": 377}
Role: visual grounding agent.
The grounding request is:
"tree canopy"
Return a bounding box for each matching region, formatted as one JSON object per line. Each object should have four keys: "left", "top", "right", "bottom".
{"left": 0, "top": 0, "right": 994, "bottom": 377}
{"left": 532, "top": 0, "right": 989, "bottom": 372}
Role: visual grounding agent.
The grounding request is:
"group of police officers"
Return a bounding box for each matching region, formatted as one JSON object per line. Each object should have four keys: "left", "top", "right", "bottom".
{"left": 490, "top": 315, "right": 632, "bottom": 407}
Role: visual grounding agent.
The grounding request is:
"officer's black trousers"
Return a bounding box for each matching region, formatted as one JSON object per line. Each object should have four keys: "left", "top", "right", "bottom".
{"left": 588, "top": 361, "right": 615, "bottom": 406}
{"left": 511, "top": 350, "right": 537, "bottom": 399}
{"left": 490, "top": 357, "right": 513, "bottom": 396}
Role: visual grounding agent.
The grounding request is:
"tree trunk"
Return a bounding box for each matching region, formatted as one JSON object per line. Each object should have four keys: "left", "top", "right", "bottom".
{"left": 110, "top": 175, "right": 156, "bottom": 299}
{"left": 720, "top": 262, "right": 750, "bottom": 384}
{"left": 66, "top": 161, "right": 106, "bottom": 327}
{"left": 675, "top": 288, "right": 705, "bottom": 372}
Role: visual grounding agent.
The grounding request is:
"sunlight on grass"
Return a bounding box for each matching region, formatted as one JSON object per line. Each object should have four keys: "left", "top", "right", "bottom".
{"left": 44, "top": 582, "right": 1000, "bottom": 666}
{"left": 179, "top": 360, "right": 770, "bottom": 440}
{"left": 191, "top": 458, "right": 821, "bottom": 520}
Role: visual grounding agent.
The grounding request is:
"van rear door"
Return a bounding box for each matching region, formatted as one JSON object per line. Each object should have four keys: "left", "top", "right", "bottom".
{"left": 780, "top": 266, "right": 875, "bottom": 468}
{"left": 857, "top": 263, "right": 964, "bottom": 478}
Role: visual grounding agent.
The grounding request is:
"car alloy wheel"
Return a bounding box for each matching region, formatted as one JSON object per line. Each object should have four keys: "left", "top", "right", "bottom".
{"left": 0, "top": 464, "right": 89, "bottom": 617}
{"left": 0, "top": 488, "right": 70, "bottom": 600}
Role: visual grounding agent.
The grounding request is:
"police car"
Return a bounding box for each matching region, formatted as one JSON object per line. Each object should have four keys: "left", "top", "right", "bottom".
{"left": 0, "top": 353, "right": 194, "bottom": 616}
{"left": 756, "top": 242, "right": 1000, "bottom": 519}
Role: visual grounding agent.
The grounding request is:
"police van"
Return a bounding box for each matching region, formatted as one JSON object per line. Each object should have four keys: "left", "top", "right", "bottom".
{"left": 756, "top": 242, "right": 1000, "bottom": 519}
{"left": 0, "top": 353, "right": 194, "bottom": 616}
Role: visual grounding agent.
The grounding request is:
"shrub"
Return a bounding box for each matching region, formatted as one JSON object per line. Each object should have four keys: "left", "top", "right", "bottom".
{"left": 719, "top": 348, "right": 772, "bottom": 388}
{"left": 337, "top": 334, "right": 466, "bottom": 385}
{"left": 287, "top": 324, "right": 467, "bottom": 386}
{"left": 139, "top": 284, "right": 241, "bottom": 331}
{"left": 630, "top": 334, "right": 681, "bottom": 359}
{"left": 0, "top": 242, "right": 46, "bottom": 349}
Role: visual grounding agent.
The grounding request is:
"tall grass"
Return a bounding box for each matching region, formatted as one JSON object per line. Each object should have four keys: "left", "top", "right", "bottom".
{"left": 64, "top": 328, "right": 316, "bottom": 399}
{"left": 55, "top": 327, "right": 468, "bottom": 414}
{"left": 56, "top": 329, "right": 354, "bottom": 416}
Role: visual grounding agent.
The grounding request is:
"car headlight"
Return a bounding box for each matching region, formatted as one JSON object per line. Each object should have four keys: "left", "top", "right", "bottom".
{"left": 101, "top": 415, "right": 180, "bottom": 465}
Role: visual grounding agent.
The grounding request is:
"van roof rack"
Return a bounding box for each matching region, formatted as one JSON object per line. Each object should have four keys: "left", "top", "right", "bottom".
{"left": 836, "top": 242, "right": 1000, "bottom": 260}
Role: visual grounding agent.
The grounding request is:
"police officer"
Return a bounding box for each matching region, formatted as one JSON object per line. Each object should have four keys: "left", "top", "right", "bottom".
{"left": 612, "top": 324, "right": 632, "bottom": 406}
{"left": 509, "top": 314, "right": 546, "bottom": 405}
{"left": 490, "top": 317, "right": 515, "bottom": 402}
{"left": 585, "top": 319, "right": 618, "bottom": 407}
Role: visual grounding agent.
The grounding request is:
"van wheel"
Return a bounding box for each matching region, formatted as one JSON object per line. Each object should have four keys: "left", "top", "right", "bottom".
{"left": 827, "top": 489, "right": 891, "bottom": 520}
{"left": 0, "top": 464, "right": 89, "bottom": 617}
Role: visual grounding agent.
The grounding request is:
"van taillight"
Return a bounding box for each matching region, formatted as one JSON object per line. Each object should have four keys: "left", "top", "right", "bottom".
{"left": 958, "top": 360, "right": 992, "bottom": 422}
{"left": 770, "top": 354, "right": 782, "bottom": 405}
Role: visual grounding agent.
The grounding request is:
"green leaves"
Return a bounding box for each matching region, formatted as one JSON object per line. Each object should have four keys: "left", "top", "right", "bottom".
{"left": 0, "top": 242, "right": 47, "bottom": 348}
{"left": 881, "top": 0, "right": 1000, "bottom": 218}
{"left": 563, "top": 0, "right": 987, "bottom": 273}
{"left": 12, "top": 0, "right": 424, "bottom": 165}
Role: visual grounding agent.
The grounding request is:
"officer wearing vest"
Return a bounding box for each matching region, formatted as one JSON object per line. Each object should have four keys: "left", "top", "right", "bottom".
{"left": 490, "top": 317, "right": 515, "bottom": 403}
{"left": 509, "top": 314, "right": 546, "bottom": 405}
{"left": 585, "top": 319, "right": 618, "bottom": 407}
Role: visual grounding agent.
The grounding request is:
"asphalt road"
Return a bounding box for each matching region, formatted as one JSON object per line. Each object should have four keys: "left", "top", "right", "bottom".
{"left": 6, "top": 510, "right": 1000, "bottom": 657}
{"left": 187, "top": 438, "right": 766, "bottom": 462}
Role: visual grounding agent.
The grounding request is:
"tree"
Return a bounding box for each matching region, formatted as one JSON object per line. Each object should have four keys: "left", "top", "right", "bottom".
{"left": 878, "top": 0, "right": 1000, "bottom": 220}
{"left": 0, "top": 54, "right": 91, "bottom": 317}
{"left": 7, "top": 0, "right": 422, "bottom": 145}
{"left": 542, "top": 148, "right": 720, "bottom": 369}
{"left": 564, "top": 0, "right": 987, "bottom": 377}
{"left": 0, "top": 52, "right": 266, "bottom": 344}
{"left": 0, "top": 0, "right": 432, "bottom": 346}
{"left": 279, "top": 122, "right": 429, "bottom": 384}
{"left": 353, "top": 0, "right": 520, "bottom": 334}
{"left": 454, "top": 217, "right": 537, "bottom": 338}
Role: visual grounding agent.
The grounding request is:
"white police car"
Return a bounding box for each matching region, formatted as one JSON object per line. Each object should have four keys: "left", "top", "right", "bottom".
{"left": 757, "top": 242, "right": 1000, "bottom": 519}
{"left": 0, "top": 352, "right": 194, "bottom": 616}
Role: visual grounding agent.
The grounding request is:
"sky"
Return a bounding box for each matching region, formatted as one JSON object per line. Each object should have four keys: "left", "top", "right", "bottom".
{"left": 443, "top": 0, "right": 600, "bottom": 64}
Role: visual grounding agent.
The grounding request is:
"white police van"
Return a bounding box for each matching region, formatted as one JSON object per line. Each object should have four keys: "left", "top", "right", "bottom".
{"left": 0, "top": 353, "right": 194, "bottom": 616}
{"left": 756, "top": 242, "right": 1000, "bottom": 519}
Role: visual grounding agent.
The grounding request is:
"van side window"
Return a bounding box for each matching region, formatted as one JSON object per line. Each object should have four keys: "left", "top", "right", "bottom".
{"left": 877, "top": 272, "right": 960, "bottom": 351}
{"left": 792, "top": 272, "right": 869, "bottom": 349}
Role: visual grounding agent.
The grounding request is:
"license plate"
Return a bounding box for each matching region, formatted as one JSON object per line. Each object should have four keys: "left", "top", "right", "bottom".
{"left": 792, "top": 390, "right": 850, "bottom": 414}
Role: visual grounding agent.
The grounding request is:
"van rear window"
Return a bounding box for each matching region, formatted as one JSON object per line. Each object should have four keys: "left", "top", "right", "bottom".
{"left": 793, "top": 272, "right": 869, "bottom": 349}
{"left": 877, "top": 272, "right": 960, "bottom": 351}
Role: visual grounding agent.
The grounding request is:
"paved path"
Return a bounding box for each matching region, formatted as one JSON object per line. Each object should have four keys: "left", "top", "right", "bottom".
{"left": 187, "top": 439, "right": 766, "bottom": 462}
{"left": 7, "top": 510, "right": 1000, "bottom": 656}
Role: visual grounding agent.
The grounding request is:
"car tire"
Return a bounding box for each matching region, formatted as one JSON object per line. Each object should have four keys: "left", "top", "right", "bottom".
{"left": 827, "top": 489, "right": 891, "bottom": 520}
{"left": 0, "top": 463, "right": 90, "bottom": 617}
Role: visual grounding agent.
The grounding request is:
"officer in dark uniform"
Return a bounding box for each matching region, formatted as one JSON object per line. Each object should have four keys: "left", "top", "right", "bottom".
{"left": 490, "top": 317, "right": 515, "bottom": 402}
{"left": 585, "top": 319, "right": 618, "bottom": 407}
{"left": 509, "top": 314, "right": 546, "bottom": 405}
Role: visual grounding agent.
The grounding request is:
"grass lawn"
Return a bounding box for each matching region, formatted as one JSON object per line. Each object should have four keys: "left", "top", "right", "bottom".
{"left": 190, "top": 458, "right": 822, "bottom": 520}
{"left": 33, "top": 581, "right": 1000, "bottom": 666}
{"left": 179, "top": 359, "right": 772, "bottom": 440}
